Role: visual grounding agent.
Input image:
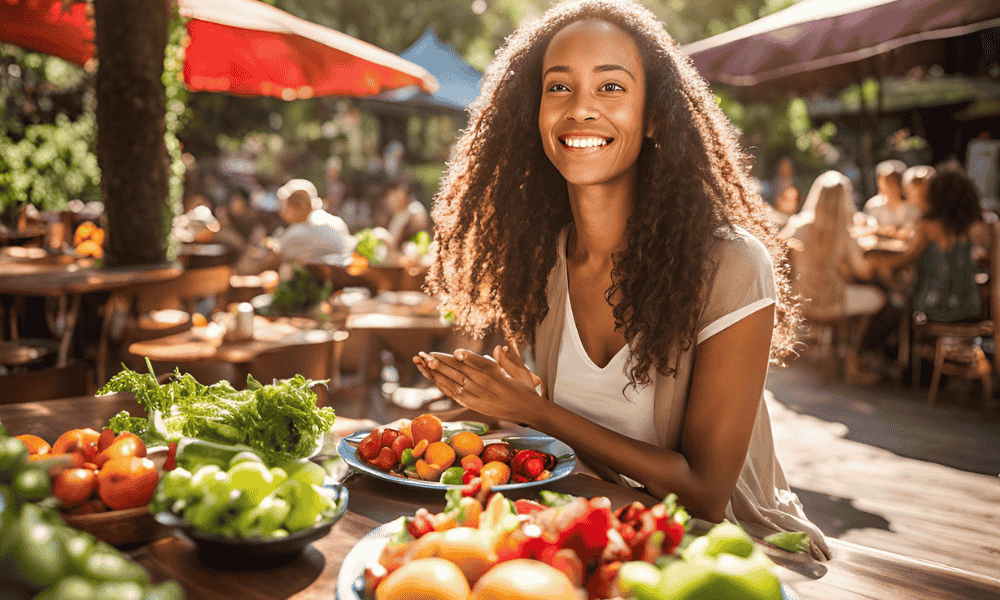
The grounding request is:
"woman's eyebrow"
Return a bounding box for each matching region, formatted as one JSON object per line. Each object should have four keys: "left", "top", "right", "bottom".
{"left": 543, "top": 64, "right": 635, "bottom": 81}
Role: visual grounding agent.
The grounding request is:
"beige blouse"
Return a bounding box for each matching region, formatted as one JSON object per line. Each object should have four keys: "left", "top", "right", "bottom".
{"left": 534, "top": 225, "right": 830, "bottom": 560}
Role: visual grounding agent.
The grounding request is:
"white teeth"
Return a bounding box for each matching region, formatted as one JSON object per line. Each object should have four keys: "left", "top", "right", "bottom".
{"left": 564, "top": 137, "right": 609, "bottom": 148}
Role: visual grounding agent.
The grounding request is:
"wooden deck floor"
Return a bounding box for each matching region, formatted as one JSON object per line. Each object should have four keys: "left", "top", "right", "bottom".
{"left": 766, "top": 360, "right": 1000, "bottom": 579}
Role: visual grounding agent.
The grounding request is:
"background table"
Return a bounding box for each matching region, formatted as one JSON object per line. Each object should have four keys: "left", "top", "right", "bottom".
{"left": 0, "top": 254, "right": 182, "bottom": 371}
{"left": 1, "top": 394, "right": 998, "bottom": 600}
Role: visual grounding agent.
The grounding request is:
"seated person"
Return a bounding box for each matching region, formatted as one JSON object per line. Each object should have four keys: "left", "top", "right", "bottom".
{"left": 868, "top": 169, "right": 985, "bottom": 323}
{"left": 264, "top": 179, "right": 356, "bottom": 267}
{"left": 382, "top": 181, "right": 431, "bottom": 251}
{"left": 782, "top": 171, "right": 886, "bottom": 384}
{"left": 863, "top": 159, "right": 921, "bottom": 239}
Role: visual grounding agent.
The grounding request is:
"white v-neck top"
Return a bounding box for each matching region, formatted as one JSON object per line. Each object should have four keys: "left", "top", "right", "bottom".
{"left": 552, "top": 283, "right": 659, "bottom": 445}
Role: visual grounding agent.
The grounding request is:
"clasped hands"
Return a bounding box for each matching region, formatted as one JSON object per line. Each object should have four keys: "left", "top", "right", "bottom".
{"left": 413, "top": 343, "right": 545, "bottom": 425}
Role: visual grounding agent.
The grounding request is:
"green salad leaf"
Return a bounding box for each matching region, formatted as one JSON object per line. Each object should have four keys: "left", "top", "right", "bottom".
{"left": 99, "top": 360, "right": 335, "bottom": 466}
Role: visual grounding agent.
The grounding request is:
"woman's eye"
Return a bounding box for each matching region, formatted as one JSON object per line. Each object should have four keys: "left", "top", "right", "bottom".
{"left": 601, "top": 83, "right": 625, "bottom": 92}
{"left": 547, "top": 83, "right": 570, "bottom": 92}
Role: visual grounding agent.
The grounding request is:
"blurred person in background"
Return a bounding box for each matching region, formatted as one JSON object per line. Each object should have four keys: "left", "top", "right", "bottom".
{"left": 901, "top": 165, "right": 934, "bottom": 213}
{"left": 863, "top": 159, "right": 921, "bottom": 239}
{"left": 259, "top": 179, "right": 356, "bottom": 273}
{"left": 381, "top": 180, "right": 432, "bottom": 251}
{"left": 868, "top": 169, "right": 985, "bottom": 324}
{"left": 782, "top": 171, "right": 885, "bottom": 385}
{"left": 324, "top": 156, "right": 346, "bottom": 214}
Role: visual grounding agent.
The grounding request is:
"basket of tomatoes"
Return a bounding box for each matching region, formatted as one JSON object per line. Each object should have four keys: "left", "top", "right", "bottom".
{"left": 15, "top": 427, "right": 171, "bottom": 546}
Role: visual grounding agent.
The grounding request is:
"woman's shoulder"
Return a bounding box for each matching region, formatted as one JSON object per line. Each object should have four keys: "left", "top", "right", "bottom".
{"left": 711, "top": 225, "right": 774, "bottom": 270}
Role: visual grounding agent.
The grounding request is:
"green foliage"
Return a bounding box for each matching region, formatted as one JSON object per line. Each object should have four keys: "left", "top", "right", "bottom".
{"left": 354, "top": 228, "right": 387, "bottom": 264}
{"left": 0, "top": 113, "right": 101, "bottom": 210}
{"left": 268, "top": 268, "right": 333, "bottom": 316}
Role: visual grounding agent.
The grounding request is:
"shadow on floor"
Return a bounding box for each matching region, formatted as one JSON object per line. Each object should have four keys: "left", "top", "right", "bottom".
{"left": 791, "top": 487, "right": 892, "bottom": 538}
{"left": 768, "top": 359, "right": 1000, "bottom": 476}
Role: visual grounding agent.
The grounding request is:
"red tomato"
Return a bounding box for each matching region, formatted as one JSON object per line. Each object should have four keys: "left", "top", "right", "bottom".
{"left": 97, "top": 456, "right": 159, "bottom": 511}
{"left": 51, "top": 428, "right": 100, "bottom": 459}
{"left": 97, "top": 428, "right": 116, "bottom": 453}
{"left": 94, "top": 432, "right": 146, "bottom": 467}
{"left": 15, "top": 434, "right": 51, "bottom": 456}
{"left": 53, "top": 467, "right": 98, "bottom": 508}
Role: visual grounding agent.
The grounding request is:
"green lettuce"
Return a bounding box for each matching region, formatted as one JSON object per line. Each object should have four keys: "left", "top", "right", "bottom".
{"left": 99, "top": 360, "right": 335, "bottom": 465}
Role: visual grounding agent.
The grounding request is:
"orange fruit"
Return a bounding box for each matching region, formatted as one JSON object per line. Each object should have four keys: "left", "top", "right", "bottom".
{"left": 15, "top": 434, "right": 51, "bottom": 456}
{"left": 449, "top": 432, "right": 483, "bottom": 459}
{"left": 415, "top": 459, "right": 446, "bottom": 482}
{"left": 192, "top": 313, "right": 208, "bottom": 327}
{"left": 410, "top": 414, "right": 443, "bottom": 446}
{"left": 53, "top": 467, "right": 98, "bottom": 508}
{"left": 424, "top": 442, "right": 456, "bottom": 470}
{"left": 97, "top": 456, "right": 159, "bottom": 510}
{"left": 412, "top": 439, "right": 429, "bottom": 458}
{"left": 479, "top": 461, "right": 511, "bottom": 487}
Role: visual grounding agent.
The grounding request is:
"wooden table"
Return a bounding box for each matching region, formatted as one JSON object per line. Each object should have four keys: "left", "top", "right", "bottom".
{"left": 2, "top": 394, "right": 998, "bottom": 600}
{"left": 0, "top": 253, "right": 182, "bottom": 369}
{"left": 128, "top": 316, "right": 347, "bottom": 385}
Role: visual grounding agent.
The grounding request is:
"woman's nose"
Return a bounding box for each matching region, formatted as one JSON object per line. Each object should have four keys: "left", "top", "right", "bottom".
{"left": 566, "top": 93, "right": 598, "bottom": 121}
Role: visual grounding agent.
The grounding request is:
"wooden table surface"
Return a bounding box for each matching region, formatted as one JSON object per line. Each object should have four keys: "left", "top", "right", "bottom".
{"left": 2, "top": 394, "right": 998, "bottom": 600}
{"left": 128, "top": 316, "right": 344, "bottom": 364}
{"left": 0, "top": 256, "right": 182, "bottom": 297}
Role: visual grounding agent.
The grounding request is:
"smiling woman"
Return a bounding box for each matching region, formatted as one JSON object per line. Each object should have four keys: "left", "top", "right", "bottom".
{"left": 416, "top": 0, "right": 829, "bottom": 560}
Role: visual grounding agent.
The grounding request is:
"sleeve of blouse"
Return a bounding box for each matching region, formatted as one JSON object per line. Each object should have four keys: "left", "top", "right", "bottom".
{"left": 695, "top": 228, "right": 777, "bottom": 345}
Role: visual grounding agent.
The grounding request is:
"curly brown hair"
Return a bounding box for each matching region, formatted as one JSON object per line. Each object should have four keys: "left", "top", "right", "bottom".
{"left": 426, "top": 0, "right": 799, "bottom": 385}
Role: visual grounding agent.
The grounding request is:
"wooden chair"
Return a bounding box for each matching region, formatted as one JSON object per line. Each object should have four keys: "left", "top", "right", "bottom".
{"left": 910, "top": 216, "right": 999, "bottom": 409}
{"left": 101, "top": 265, "right": 234, "bottom": 384}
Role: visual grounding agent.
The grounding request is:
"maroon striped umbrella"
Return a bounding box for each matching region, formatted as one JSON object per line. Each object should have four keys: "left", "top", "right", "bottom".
{"left": 682, "top": 0, "right": 1000, "bottom": 101}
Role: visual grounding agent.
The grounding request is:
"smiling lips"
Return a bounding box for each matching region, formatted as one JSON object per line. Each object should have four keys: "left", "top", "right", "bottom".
{"left": 559, "top": 135, "right": 613, "bottom": 149}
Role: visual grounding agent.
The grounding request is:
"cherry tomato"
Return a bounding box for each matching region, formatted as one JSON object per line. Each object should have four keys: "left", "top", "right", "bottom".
{"left": 53, "top": 467, "right": 98, "bottom": 508}
{"left": 97, "top": 456, "right": 158, "bottom": 510}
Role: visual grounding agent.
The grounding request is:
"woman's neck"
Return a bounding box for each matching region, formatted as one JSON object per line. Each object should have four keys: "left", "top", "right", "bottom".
{"left": 566, "top": 172, "right": 635, "bottom": 263}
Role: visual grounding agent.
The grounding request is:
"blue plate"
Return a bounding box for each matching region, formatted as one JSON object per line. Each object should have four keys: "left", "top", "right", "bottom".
{"left": 336, "top": 518, "right": 800, "bottom": 600}
{"left": 338, "top": 427, "right": 576, "bottom": 491}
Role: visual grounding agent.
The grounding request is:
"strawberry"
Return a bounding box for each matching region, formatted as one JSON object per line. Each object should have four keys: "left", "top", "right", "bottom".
{"left": 357, "top": 430, "right": 382, "bottom": 461}
{"left": 381, "top": 428, "right": 400, "bottom": 449}
{"left": 390, "top": 434, "right": 413, "bottom": 459}
{"left": 373, "top": 446, "right": 397, "bottom": 471}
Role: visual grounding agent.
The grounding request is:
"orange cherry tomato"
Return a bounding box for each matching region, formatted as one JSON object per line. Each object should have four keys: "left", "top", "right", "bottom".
{"left": 95, "top": 432, "right": 146, "bottom": 467}
{"left": 15, "top": 434, "right": 51, "bottom": 456}
{"left": 52, "top": 428, "right": 100, "bottom": 461}
{"left": 53, "top": 467, "right": 99, "bottom": 508}
{"left": 97, "top": 456, "right": 159, "bottom": 511}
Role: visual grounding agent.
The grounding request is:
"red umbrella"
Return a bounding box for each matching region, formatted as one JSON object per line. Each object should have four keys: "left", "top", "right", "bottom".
{"left": 0, "top": 0, "right": 93, "bottom": 67}
{"left": 0, "top": 0, "right": 437, "bottom": 98}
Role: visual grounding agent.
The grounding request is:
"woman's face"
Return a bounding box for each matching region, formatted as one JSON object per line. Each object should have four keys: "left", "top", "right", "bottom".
{"left": 538, "top": 19, "right": 647, "bottom": 189}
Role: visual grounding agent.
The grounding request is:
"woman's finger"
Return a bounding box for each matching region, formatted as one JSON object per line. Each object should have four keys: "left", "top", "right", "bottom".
{"left": 494, "top": 345, "right": 533, "bottom": 387}
{"left": 425, "top": 352, "right": 491, "bottom": 396}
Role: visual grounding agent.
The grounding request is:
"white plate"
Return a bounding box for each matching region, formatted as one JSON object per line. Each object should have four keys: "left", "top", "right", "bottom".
{"left": 338, "top": 427, "right": 576, "bottom": 491}
{"left": 335, "top": 517, "right": 801, "bottom": 600}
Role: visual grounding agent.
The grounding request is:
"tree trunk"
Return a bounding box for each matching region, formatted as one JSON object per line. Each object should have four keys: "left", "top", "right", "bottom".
{"left": 95, "top": 0, "right": 170, "bottom": 267}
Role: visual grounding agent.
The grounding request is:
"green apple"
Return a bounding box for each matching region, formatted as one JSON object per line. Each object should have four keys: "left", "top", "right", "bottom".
{"left": 283, "top": 481, "right": 331, "bottom": 532}
{"left": 616, "top": 561, "right": 663, "bottom": 600}
{"left": 712, "top": 552, "right": 783, "bottom": 600}
{"left": 227, "top": 461, "right": 277, "bottom": 507}
{"left": 285, "top": 459, "right": 327, "bottom": 487}
{"left": 703, "top": 521, "right": 755, "bottom": 559}
{"left": 159, "top": 467, "right": 192, "bottom": 501}
{"left": 235, "top": 495, "right": 291, "bottom": 537}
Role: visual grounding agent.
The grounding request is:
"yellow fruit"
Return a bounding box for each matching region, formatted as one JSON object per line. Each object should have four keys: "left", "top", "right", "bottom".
{"left": 479, "top": 461, "right": 510, "bottom": 488}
